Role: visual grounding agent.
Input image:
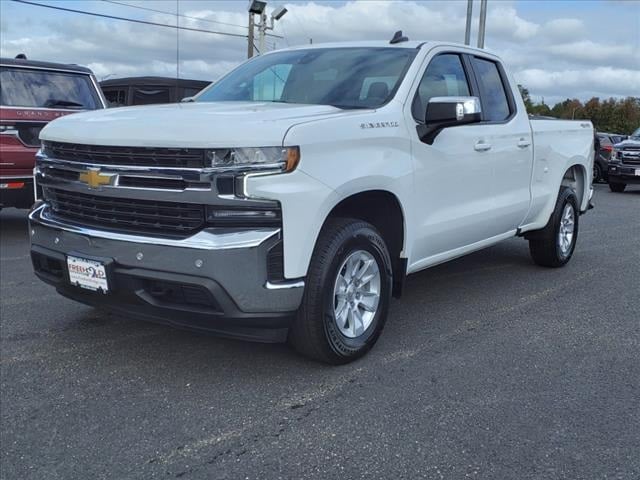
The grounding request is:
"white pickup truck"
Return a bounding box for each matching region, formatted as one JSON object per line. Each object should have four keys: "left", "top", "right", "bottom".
{"left": 30, "top": 39, "right": 594, "bottom": 364}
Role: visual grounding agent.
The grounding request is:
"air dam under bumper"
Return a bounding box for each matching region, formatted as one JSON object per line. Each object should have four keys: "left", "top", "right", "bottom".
{"left": 608, "top": 164, "right": 640, "bottom": 184}
{"left": 28, "top": 204, "right": 304, "bottom": 343}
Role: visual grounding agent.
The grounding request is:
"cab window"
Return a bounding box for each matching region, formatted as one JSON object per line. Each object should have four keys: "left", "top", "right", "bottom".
{"left": 412, "top": 54, "right": 470, "bottom": 121}
{"left": 471, "top": 57, "right": 512, "bottom": 122}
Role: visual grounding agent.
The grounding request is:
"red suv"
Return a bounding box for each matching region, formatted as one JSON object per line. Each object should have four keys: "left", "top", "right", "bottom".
{"left": 0, "top": 56, "right": 105, "bottom": 210}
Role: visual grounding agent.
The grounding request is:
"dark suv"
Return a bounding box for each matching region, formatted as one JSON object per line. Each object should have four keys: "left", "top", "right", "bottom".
{"left": 608, "top": 127, "right": 640, "bottom": 192}
{"left": 595, "top": 132, "right": 627, "bottom": 182}
{"left": 0, "top": 56, "right": 105, "bottom": 210}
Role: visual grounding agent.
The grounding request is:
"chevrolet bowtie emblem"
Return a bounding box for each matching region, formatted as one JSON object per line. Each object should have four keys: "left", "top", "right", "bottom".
{"left": 79, "top": 169, "right": 116, "bottom": 189}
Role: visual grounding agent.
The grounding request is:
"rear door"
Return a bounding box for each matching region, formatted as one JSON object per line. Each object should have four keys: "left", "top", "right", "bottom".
{"left": 467, "top": 55, "right": 533, "bottom": 234}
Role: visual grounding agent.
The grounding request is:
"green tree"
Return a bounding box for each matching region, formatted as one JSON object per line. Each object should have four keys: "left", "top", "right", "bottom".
{"left": 517, "top": 84, "right": 534, "bottom": 112}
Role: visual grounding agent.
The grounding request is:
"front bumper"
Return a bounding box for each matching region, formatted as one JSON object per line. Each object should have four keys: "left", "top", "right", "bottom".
{"left": 608, "top": 164, "right": 640, "bottom": 184}
{"left": 0, "top": 176, "right": 34, "bottom": 209}
{"left": 29, "top": 204, "right": 304, "bottom": 342}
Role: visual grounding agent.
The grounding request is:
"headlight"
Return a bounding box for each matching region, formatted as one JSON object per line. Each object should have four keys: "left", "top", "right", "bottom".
{"left": 205, "top": 146, "right": 300, "bottom": 172}
{"left": 609, "top": 148, "right": 619, "bottom": 162}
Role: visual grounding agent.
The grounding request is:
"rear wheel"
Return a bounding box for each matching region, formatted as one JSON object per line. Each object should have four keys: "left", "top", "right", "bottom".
{"left": 609, "top": 182, "right": 626, "bottom": 193}
{"left": 288, "top": 218, "right": 392, "bottom": 364}
{"left": 528, "top": 187, "right": 579, "bottom": 268}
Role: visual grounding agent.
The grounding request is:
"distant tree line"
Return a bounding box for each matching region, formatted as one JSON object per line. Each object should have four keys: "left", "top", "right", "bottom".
{"left": 518, "top": 85, "right": 640, "bottom": 135}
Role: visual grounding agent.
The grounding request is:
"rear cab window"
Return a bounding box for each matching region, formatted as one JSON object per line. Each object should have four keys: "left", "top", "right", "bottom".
{"left": 0, "top": 67, "right": 101, "bottom": 110}
{"left": 470, "top": 57, "right": 513, "bottom": 122}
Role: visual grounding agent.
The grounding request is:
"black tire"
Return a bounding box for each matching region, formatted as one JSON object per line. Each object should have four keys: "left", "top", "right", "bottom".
{"left": 528, "top": 187, "right": 579, "bottom": 268}
{"left": 609, "top": 182, "right": 626, "bottom": 193}
{"left": 288, "top": 218, "right": 392, "bottom": 364}
{"left": 593, "top": 163, "right": 602, "bottom": 183}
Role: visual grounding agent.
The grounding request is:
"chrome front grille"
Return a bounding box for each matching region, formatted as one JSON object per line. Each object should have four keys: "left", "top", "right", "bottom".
{"left": 43, "top": 141, "right": 207, "bottom": 168}
{"left": 44, "top": 187, "right": 205, "bottom": 237}
{"left": 620, "top": 147, "right": 640, "bottom": 165}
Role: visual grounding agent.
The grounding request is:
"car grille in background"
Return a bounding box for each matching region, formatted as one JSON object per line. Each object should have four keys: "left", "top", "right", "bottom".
{"left": 44, "top": 187, "right": 204, "bottom": 236}
{"left": 43, "top": 141, "right": 207, "bottom": 168}
{"left": 620, "top": 146, "right": 640, "bottom": 165}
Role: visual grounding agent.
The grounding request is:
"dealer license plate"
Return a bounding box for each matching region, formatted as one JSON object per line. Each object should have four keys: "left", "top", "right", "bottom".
{"left": 67, "top": 255, "right": 109, "bottom": 293}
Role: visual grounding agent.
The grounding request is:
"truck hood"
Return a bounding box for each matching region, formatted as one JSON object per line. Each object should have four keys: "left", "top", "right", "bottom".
{"left": 39, "top": 102, "right": 352, "bottom": 148}
{"left": 615, "top": 138, "right": 640, "bottom": 148}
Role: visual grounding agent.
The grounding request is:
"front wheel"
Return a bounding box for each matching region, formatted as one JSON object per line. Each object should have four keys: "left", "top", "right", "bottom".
{"left": 288, "top": 218, "right": 392, "bottom": 364}
{"left": 528, "top": 187, "right": 579, "bottom": 268}
{"left": 593, "top": 163, "right": 602, "bottom": 183}
{"left": 609, "top": 182, "right": 626, "bottom": 193}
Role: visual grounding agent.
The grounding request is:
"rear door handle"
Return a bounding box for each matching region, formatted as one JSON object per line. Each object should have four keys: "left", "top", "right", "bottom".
{"left": 517, "top": 138, "right": 531, "bottom": 148}
{"left": 474, "top": 141, "right": 492, "bottom": 152}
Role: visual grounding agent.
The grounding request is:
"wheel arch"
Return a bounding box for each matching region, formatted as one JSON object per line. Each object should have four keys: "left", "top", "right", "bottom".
{"left": 561, "top": 163, "right": 589, "bottom": 212}
{"left": 323, "top": 189, "right": 407, "bottom": 298}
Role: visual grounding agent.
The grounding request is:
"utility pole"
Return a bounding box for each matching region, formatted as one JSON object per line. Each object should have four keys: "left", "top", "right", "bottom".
{"left": 477, "top": 0, "right": 488, "bottom": 49}
{"left": 464, "top": 0, "right": 473, "bottom": 46}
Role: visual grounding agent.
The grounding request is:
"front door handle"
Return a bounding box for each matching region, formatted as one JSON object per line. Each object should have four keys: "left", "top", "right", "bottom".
{"left": 517, "top": 138, "right": 532, "bottom": 148}
{"left": 474, "top": 141, "right": 492, "bottom": 152}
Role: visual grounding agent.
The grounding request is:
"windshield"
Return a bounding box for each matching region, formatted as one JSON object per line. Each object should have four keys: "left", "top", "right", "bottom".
{"left": 0, "top": 67, "right": 101, "bottom": 109}
{"left": 631, "top": 128, "right": 640, "bottom": 140}
{"left": 196, "top": 47, "right": 417, "bottom": 109}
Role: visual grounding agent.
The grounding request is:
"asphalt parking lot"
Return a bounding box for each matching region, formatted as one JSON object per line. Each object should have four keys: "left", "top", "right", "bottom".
{"left": 1, "top": 183, "right": 638, "bottom": 480}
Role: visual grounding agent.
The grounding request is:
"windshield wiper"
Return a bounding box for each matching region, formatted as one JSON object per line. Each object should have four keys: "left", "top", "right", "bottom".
{"left": 43, "top": 99, "right": 85, "bottom": 109}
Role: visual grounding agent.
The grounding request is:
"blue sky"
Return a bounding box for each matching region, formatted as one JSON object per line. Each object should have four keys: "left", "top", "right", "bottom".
{"left": 1, "top": 0, "right": 638, "bottom": 105}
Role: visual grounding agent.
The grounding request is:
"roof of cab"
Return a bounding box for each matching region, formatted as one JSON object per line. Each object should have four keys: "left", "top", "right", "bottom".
{"left": 0, "top": 57, "right": 94, "bottom": 74}
{"left": 262, "top": 40, "right": 495, "bottom": 57}
{"left": 273, "top": 40, "right": 430, "bottom": 52}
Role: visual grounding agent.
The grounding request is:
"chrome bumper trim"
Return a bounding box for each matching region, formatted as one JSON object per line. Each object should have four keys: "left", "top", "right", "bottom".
{"left": 265, "top": 280, "right": 305, "bottom": 290}
{"left": 29, "top": 203, "right": 280, "bottom": 251}
{"left": 0, "top": 175, "right": 32, "bottom": 180}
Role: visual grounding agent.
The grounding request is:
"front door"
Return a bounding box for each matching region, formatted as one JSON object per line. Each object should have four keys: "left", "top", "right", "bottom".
{"left": 408, "top": 53, "right": 499, "bottom": 263}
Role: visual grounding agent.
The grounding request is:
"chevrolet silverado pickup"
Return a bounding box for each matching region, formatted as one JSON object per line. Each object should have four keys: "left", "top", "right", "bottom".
{"left": 29, "top": 39, "right": 594, "bottom": 364}
{"left": 0, "top": 56, "right": 105, "bottom": 209}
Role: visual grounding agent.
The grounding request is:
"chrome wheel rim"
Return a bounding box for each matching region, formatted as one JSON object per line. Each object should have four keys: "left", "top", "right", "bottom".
{"left": 558, "top": 203, "right": 575, "bottom": 256}
{"left": 332, "top": 250, "right": 381, "bottom": 338}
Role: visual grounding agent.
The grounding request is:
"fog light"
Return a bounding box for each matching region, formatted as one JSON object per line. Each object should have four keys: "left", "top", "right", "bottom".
{"left": 205, "top": 206, "right": 281, "bottom": 227}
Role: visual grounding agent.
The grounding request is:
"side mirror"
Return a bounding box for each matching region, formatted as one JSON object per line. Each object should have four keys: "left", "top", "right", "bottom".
{"left": 181, "top": 96, "right": 195, "bottom": 103}
{"left": 417, "top": 96, "right": 482, "bottom": 144}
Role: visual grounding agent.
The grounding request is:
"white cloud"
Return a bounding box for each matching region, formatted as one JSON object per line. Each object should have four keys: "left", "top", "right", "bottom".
{"left": 539, "top": 18, "right": 585, "bottom": 42}
{"left": 515, "top": 67, "right": 640, "bottom": 99}
{"left": 486, "top": 7, "right": 539, "bottom": 41}
{"left": 546, "top": 40, "right": 635, "bottom": 65}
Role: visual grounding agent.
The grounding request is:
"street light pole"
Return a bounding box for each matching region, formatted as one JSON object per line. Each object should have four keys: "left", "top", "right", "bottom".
{"left": 464, "top": 0, "right": 473, "bottom": 46}
{"left": 247, "top": 12, "right": 255, "bottom": 58}
{"left": 258, "top": 10, "right": 267, "bottom": 54}
{"left": 477, "top": 0, "right": 488, "bottom": 48}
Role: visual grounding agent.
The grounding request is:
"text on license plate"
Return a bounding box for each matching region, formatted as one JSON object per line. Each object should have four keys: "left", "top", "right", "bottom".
{"left": 67, "top": 256, "right": 109, "bottom": 293}
{"left": 635, "top": 169, "right": 640, "bottom": 176}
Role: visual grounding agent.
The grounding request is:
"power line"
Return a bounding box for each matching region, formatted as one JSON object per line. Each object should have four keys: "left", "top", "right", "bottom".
{"left": 101, "top": 0, "right": 282, "bottom": 40}
{"left": 101, "top": 0, "right": 249, "bottom": 30}
{"left": 11, "top": 0, "right": 248, "bottom": 39}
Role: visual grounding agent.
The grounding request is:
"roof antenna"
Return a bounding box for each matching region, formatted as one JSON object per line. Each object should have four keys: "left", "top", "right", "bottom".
{"left": 390, "top": 30, "right": 408, "bottom": 44}
{"left": 15, "top": 53, "right": 27, "bottom": 59}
